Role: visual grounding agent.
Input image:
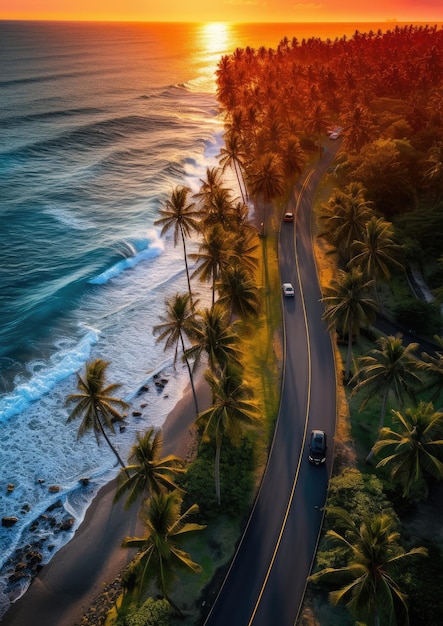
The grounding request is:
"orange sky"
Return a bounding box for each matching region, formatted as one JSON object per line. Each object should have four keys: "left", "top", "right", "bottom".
{"left": 1, "top": 0, "right": 442, "bottom": 23}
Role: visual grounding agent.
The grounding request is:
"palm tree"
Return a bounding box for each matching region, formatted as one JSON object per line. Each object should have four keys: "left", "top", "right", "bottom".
{"left": 190, "top": 224, "right": 229, "bottom": 306}
{"left": 154, "top": 186, "right": 200, "bottom": 309}
{"left": 342, "top": 103, "right": 375, "bottom": 154}
{"left": 279, "top": 134, "right": 306, "bottom": 179}
{"left": 319, "top": 182, "right": 374, "bottom": 264}
{"left": 196, "top": 366, "right": 260, "bottom": 504}
{"left": 350, "top": 335, "right": 423, "bottom": 460}
{"left": 114, "top": 428, "right": 185, "bottom": 509}
{"left": 350, "top": 215, "right": 404, "bottom": 304}
{"left": 322, "top": 267, "right": 378, "bottom": 380}
{"left": 230, "top": 228, "right": 259, "bottom": 274}
{"left": 66, "top": 359, "right": 129, "bottom": 474}
{"left": 309, "top": 509, "right": 427, "bottom": 626}
{"left": 185, "top": 303, "right": 242, "bottom": 375}
{"left": 200, "top": 186, "right": 236, "bottom": 231}
{"left": 247, "top": 153, "right": 285, "bottom": 203}
{"left": 194, "top": 166, "right": 224, "bottom": 205}
{"left": 217, "top": 264, "right": 261, "bottom": 321}
{"left": 304, "top": 100, "right": 329, "bottom": 156}
{"left": 122, "top": 490, "right": 205, "bottom": 612}
{"left": 373, "top": 402, "right": 443, "bottom": 499}
{"left": 247, "top": 152, "right": 285, "bottom": 235}
{"left": 153, "top": 292, "right": 199, "bottom": 415}
{"left": 218, "top": 131, "right": 248, "bottom": 204}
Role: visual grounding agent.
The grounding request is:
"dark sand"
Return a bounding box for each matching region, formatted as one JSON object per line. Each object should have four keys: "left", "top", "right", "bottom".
{"left": 1, "top": 377, "right": 210, "bottom": 626}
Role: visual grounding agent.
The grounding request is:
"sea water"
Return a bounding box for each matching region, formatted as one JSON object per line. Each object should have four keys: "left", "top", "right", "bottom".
{"left": 0, "top": 20, "right": 419, "bottom": 614}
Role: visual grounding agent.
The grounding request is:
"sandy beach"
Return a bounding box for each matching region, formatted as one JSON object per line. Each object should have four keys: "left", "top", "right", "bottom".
{"left": 1, "top": 376, "right": 210, "bottom": 626}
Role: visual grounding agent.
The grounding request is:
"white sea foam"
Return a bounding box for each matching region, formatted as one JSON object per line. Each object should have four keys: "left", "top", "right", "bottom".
{"left": 0, "top": 329, "right": 99, "bottom": 422}
{"left": 88, "top": 230, "right": 164, "bottom": 285}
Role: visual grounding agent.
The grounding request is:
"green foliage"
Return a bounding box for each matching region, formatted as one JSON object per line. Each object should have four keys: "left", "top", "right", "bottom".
{"left": 345, "top": 138, "right": 419, "bottom": 215}
{"left": 393, "top": 201, "right": 443, "bottom": 260}
{"left": 399, "top": 541, "right": 443, "bottom": 626}
{"left": 179, "top": 436, "right": 255, "bottom": 521}
{"left": 315, "top": 468, "right": 397, "bottom": 571}
{"left": 122, "top": 597, "right": 171, "bottom": 626}
{"left": 326, "top": 468, "right": 394, "bottom": 524}
{"left": 394, "top": 300, "right": 441, "bottom": 336}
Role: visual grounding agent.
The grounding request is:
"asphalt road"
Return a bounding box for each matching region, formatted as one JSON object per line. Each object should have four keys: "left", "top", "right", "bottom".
{"left": 203, "top": 142, "right": 341, "bottom": 626}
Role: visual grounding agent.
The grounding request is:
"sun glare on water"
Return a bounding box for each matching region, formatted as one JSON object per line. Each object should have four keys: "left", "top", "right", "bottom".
{"left": 189, "top": 22, "right": 234, "bottom": 93}
{"left": 199, "top": 22, "right": 233, "bottom": 57}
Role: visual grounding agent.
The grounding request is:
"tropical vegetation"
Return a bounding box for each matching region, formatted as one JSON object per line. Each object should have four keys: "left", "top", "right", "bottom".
{"left": 70, "top": 23, "right": 443, "bottom": 626}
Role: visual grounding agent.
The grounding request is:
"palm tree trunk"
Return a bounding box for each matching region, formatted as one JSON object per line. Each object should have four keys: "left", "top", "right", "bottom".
{"left": 180, "top": 332, "right": 199, "bottom": 417}
{"left": 164, "top": 592, "right": 184, "bottom": 616}
{"left": 97, "top": 414, "right": 130, "bottom": 477}
{"left": 234, "top": 160, "right": 247, "bottom": 204}
{"left": 180, "top": 226, "right": 194, "bottom": 311}
{"left": 215, "top": 440, "right": 222, "bottom": 505}
{"left": 345, "top": 325, "right": 353, "bottom": 381}
{"left": 366, "top": 387, "right": 389, "bottom": 463}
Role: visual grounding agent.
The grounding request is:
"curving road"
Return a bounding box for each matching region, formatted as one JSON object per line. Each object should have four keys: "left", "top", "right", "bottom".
{"left": 203, "top": 142, "right": 341, "bottom": 626}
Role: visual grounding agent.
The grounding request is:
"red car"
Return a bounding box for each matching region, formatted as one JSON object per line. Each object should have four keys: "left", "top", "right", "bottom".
{"left": 283, "top": 212, "right": 294, "bottom": 222}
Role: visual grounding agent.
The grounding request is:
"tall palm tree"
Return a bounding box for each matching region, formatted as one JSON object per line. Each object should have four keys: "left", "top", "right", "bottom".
{"left": 217, "top": 264, "right": 261, "bottom": 321}
{"left": 319, "top": 183, "right": 374, "bottom": 264}
{"left": 193, "top": 166, "right": 224, "bottom": 205}
{"left": 114, "top": 428, "right": 185, "bottom": 509}
{"left": 230, "top": 228, "right": 259, "bottom": 275}
{"left": 196, "top": 366, "right": 260, "bottom": 504}
{"left": 122, "top": 490, "right": 205, "bottom": 612}
{"left": 322, "top": 267, "right": 378, "bottom": 380}
{"left": 66, "top": 359, "right": 129, "bottom": 474}
{"left": 185, "top": 303, "right": 242, "bottom": 375}
{"left": 153, "top": 292, "right": 199, "bottom": 415}
{"left": 218, "top": 131, "right": 248, "bottom": 204}
{"left": 350, "top": 335, "right": 423, "bottom": 459}
{"left": 304, "top": 100, "right": 329, "bottom": 156}
{"left": 154, "top": 186, "right": 200, "bottom": 309}
{"left": 190, "top": 224, "right": 229, "bottom": 306}
{"left": 200, "top": 186, "right": 236, "bottom": 231}
{"left": 342, "top": 103, "right": 375, "bottom": 154}
{"left": 279, "top": 134, "right": 306, "bottom": 179}
{"left": 350, "top": 215, "right": 404, "bottom": 304}
{"left": 373, "top": 402, "right": 443, "bottom": 499}
{"left": 309, "top": 509, "right": 427, "bottom": 626}
{"left": 247, "top": 152, "right": 285, "bottom": 235}
{"left": 247, "top": 152, "right": 285, "bottom": 203}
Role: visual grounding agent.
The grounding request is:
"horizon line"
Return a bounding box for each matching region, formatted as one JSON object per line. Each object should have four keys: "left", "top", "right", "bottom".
{"left": 1, "top": 18, "right": 442, "bottom": 25}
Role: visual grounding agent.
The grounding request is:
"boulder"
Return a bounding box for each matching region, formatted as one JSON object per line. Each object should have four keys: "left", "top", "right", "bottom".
{"left": 2, "top": 517, "right": 18, "bottom": 527}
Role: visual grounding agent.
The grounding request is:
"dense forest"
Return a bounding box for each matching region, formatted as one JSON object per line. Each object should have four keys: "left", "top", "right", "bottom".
{"left": 216, "top": 24, "right": 443, "bottom": 310}
{"left": 214, "top": 23, "right": 443, "bottom": 626}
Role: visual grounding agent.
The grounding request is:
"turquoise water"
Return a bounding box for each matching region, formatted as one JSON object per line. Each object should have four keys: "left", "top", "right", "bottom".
{"left": 0, "top": 19, "right": 420, "bottom": 613}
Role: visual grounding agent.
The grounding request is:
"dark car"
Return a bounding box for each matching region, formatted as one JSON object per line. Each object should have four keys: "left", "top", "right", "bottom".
{"left": 308, "top": 429, "right": 327, "bottom": 465}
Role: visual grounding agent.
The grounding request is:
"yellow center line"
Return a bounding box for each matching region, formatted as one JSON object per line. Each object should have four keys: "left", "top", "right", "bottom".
{"left": 248, "top": 168, "right": 316, "bottom": 625}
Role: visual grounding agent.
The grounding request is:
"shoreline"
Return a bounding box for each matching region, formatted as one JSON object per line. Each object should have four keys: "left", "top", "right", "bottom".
{"left": 1, "top": 374, "right": 210, "bottom": 626}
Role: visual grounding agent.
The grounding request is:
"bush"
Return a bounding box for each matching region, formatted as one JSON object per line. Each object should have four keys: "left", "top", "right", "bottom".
{"left": 180, "top": 436, "right": 256, "bottom": 521}
{"left": 314, "top": 468, "right": 398, "bottom": 571}
{"left": 123, "top": 598, "right": 171, "bottom": 626}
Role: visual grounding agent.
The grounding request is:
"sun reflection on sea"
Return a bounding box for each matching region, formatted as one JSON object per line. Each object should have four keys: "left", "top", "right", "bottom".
{"left": 190, "top": 22, "right": 235, "bottom": 93}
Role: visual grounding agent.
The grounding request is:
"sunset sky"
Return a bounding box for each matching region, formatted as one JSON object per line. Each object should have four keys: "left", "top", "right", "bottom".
{"left": 1, "top": 0, "right": 442, "bottom": 23}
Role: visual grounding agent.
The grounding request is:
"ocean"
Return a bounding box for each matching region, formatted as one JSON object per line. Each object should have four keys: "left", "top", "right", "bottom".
{"left": 0, "top": 19, "right": 426, "bottom": 614}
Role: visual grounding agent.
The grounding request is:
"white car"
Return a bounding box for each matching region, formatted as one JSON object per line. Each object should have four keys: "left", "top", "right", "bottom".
{"left": 282, "top": 283, "right": 295, "bottom": 297}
